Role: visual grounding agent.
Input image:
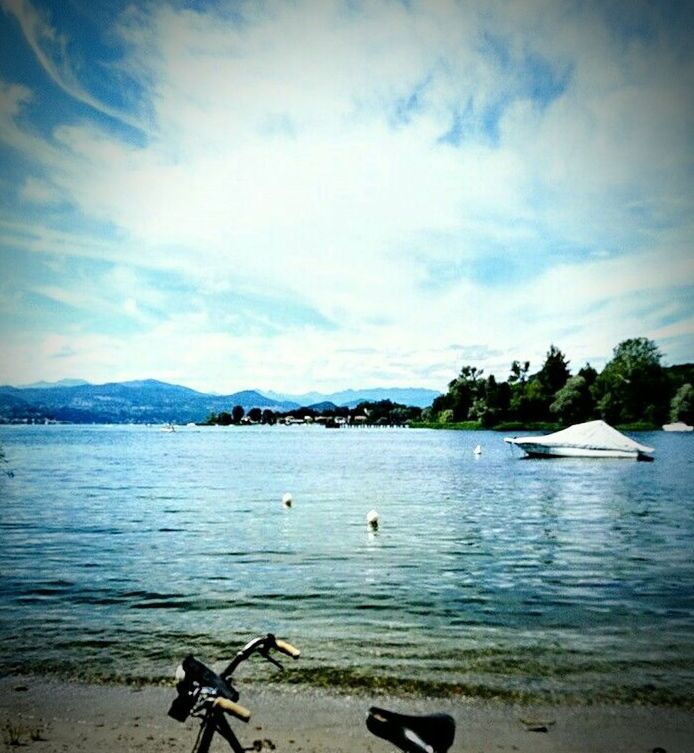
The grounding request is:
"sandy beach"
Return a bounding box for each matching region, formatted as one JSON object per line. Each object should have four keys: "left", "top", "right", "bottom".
{"left": 1, "top": 675, "right": 692, "bottom": 753}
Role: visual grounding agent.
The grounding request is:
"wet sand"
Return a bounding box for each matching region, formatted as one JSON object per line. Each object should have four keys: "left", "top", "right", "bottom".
{"left": 1, "top": 675, "right": 692, "bottom": 752}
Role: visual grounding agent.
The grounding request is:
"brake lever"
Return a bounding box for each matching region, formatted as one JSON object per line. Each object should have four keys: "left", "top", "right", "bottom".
{"left": 261, "top": 649, "right": 284, "bottom": 672}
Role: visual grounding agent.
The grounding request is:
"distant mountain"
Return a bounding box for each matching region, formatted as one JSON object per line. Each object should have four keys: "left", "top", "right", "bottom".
{"left": 0, "top": 380, "right": 297, "bottom": 424}
{"left": 21, "top": 378, "right": 90, "bottom": 389}
{"left": 264, "top": 387, "right": 440, "bottom": 409}
{"left": 0, "top": 379, "right": 438, "bottom": 424}
{"left": 305, "top": 401, "right": 339, "bottom": 413}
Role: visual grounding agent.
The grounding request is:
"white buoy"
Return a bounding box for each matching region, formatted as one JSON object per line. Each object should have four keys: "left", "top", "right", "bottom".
{"left": 282, "top": 492, "right": 293, "bottom": 508}
{"left": 366, "top": 509, "right": 379, "bottom": 530}
{"left": 474, "top": 444, "right": 482, "bottom": 455}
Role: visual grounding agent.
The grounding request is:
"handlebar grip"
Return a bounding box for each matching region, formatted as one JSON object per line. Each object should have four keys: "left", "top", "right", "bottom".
{"left": 275, "top": 639, "right": 300, "bottom": 659}
{"left": 213, "top": 697, "right": 252, "bottom": 722}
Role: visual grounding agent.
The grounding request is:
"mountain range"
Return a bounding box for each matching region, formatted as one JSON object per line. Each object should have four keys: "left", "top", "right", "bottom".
{"left": 262, "top": 387, "right": 439, "bottom": 409}
{"left": 0, "top": 379, "right": 439, "bottom": 424}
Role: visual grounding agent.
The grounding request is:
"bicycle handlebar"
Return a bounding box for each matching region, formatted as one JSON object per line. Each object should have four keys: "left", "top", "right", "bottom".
{"left": 275, "top": 638, "right": 300, "bottom": 659}
{"left": 213, "top": 697, "right": 251, "bottom": 722}
{"left": 169, "top": 634, "right": 299, "bottom": 726}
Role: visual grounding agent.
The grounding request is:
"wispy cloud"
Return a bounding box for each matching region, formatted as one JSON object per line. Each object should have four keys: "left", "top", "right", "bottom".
{"left": 0, "top": 0, "right": 691, "bottom": 391}
{"left": 1, "top": 0, "right": 147, "bottom": 130}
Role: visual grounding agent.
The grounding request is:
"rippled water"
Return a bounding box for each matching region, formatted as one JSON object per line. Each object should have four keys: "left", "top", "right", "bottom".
{"left": 1, "top": 424, "right": 693, "bottom": 705}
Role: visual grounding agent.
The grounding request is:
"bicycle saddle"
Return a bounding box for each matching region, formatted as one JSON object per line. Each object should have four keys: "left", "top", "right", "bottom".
{"left": 366, "top": 706, "right": 455, "bottom": 753}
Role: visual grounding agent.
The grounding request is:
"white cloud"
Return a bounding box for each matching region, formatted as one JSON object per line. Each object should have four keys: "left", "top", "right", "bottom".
{"left": 0, "top": 0, "right": 692, "bottom": 390}
{"left": 19, "top": 176, "right": 60, "bottom": 204}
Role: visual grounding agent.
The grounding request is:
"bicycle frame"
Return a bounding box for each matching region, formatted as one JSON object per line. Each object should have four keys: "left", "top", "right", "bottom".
{"left": 190, "top": 705, "right": 244, "bottom": 753}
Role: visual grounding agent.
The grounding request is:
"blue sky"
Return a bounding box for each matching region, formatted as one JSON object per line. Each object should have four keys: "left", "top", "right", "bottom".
{"left": 0, "top": 0, "right": 692, "bottom": 393}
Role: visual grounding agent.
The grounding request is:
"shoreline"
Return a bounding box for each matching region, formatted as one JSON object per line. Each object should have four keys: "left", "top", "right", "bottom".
{"left": 2, "top": 676, "right": 693, "bottom": 752}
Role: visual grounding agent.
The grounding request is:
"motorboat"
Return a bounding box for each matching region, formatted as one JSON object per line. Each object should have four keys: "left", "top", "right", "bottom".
{"left": 662, "top": 422, "right": 693, "bottom": 432}
{"left": 504, "top": 419, "right": 654, "bottom": 461}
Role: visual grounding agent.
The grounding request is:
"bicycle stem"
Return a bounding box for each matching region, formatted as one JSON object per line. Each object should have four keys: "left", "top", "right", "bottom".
{"left": 221, "top": 633, "right": 277, "bottom": 679}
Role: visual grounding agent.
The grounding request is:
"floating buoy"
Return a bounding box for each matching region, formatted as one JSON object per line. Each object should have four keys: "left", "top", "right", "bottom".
{"left": 366, "top": 509, "right": 379, "bottom": 530}
{"left": 474, "top": 444, "right": 482, "bottom": 455}
{"left": 282, "top": 492, "right": 292, "bottom": 508}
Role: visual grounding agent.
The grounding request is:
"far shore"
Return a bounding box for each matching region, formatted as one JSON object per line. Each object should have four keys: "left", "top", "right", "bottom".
{"left": 1, "top": 675, "right": 693, "bottom": 753}
{"left": 0, "top": 419, "right": 666, "bottom": 431}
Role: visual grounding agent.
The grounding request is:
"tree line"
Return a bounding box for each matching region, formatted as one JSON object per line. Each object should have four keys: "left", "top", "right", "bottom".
{"left": 203, "top": 337, "right": 692, "bottom": 431}
{"left": 423, "top": 337, "right": 693, "bottom": 429}
{"left": 204, "top": 400, "right": 423, "bottom": 427}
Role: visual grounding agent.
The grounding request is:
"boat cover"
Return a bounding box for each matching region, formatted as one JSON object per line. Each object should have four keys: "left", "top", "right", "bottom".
{"left": 662, "top": 422, "right": 693, "bottom": 432}
{"left": 505, "top": 419, "right": 654, "bottom": 454}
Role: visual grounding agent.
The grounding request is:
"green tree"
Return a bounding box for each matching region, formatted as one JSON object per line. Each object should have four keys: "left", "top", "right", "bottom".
{"left": 447, "top": 365, "right": 485, "bottom": 421}
{"left": 355, "top": 400, "right": 421, "bottom": 426}
{"left": 217, "top": 411, "right": 232, "bottom": 426}
{"left": 231, "top": 405, "right": 245, "bottom": 424}
{"left": 508, "top": 360, "right": 531, "bottom": 421}
{"left": 550, "top": 375, "right": 594, "bottom": 425}
{"left": 430, "top": 393, "right": 452, "bottom": 419}
{"left": 594, "top": 337, "right": 668, "bottom": 424}
{"left": 511, "top": 378, "right": 546, "bottom": 422}
{"left": 508, "top": 360, "right": 530, "bottom": 385}
{"left": 537, "top": 345, "right": 571, "bottom": 403}
{"left": 248, "top": 407, "right": 262, "bottom": 423}
{"left": 578, "top": 363, "right": 598, "bottom": 388}
{"left": 508, "top": 345, "right": 570, "bottom": 423}
{"left": 470, "top": 375, "right": 508, "bottom": 427}
{"left": 670, "top": 383, "right": 693, "bottom": 424}
{"left": 390, "top": 407, "right": 411, "bottom": 425}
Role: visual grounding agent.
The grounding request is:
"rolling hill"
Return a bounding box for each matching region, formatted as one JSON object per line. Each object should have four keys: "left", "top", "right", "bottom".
{"left": 0, "top": 379, "right": 438, "bottom": 424}
{"left": 0, "top": 380, "right": 296, "bottom": 424}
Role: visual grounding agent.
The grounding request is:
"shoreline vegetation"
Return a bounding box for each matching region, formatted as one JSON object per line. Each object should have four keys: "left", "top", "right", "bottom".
{"left": 5, "top": 660, "right": 694, "bottom": 709}
{"left": 5, "top": 643, "right": 694, "bottom": 710}
{"left": 203, "top": 337, "right": 693, "bottom": 432}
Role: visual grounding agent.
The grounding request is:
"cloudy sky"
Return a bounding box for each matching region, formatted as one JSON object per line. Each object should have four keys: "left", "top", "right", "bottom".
{"left": 0, "top": 0, "right": 692, "bottom": 394}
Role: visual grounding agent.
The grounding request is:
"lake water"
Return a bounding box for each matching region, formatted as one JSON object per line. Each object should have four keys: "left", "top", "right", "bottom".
{"left": 0, "top": 424, "right": 692, "bottom": 706}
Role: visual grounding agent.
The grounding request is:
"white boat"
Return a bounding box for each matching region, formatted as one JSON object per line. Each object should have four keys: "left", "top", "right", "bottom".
{"left": 662, "top": 422, "right": 693, "bottom": 432}
{"left": 504, "top": 419, "right": 654, "bottom": 461}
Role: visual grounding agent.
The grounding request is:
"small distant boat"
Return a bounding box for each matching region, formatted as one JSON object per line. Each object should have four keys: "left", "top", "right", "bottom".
{"left": 662, "top": 422, "right": 693, "bottom": 432}
{"left": 161, "top": 423, "right": 176, "bottom": 432}
{"left": 504, "top": 419, "right": 654, "bottom": 461}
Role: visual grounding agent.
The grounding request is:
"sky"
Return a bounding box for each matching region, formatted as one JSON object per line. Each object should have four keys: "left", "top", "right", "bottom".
{"left": 0, "top": 0, "right": 692, "bottom": 395}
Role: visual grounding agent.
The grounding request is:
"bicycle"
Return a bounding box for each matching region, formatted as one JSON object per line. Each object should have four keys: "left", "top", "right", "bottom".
{"left": 168, "top": 633, "right": 455, "bottom": 753}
